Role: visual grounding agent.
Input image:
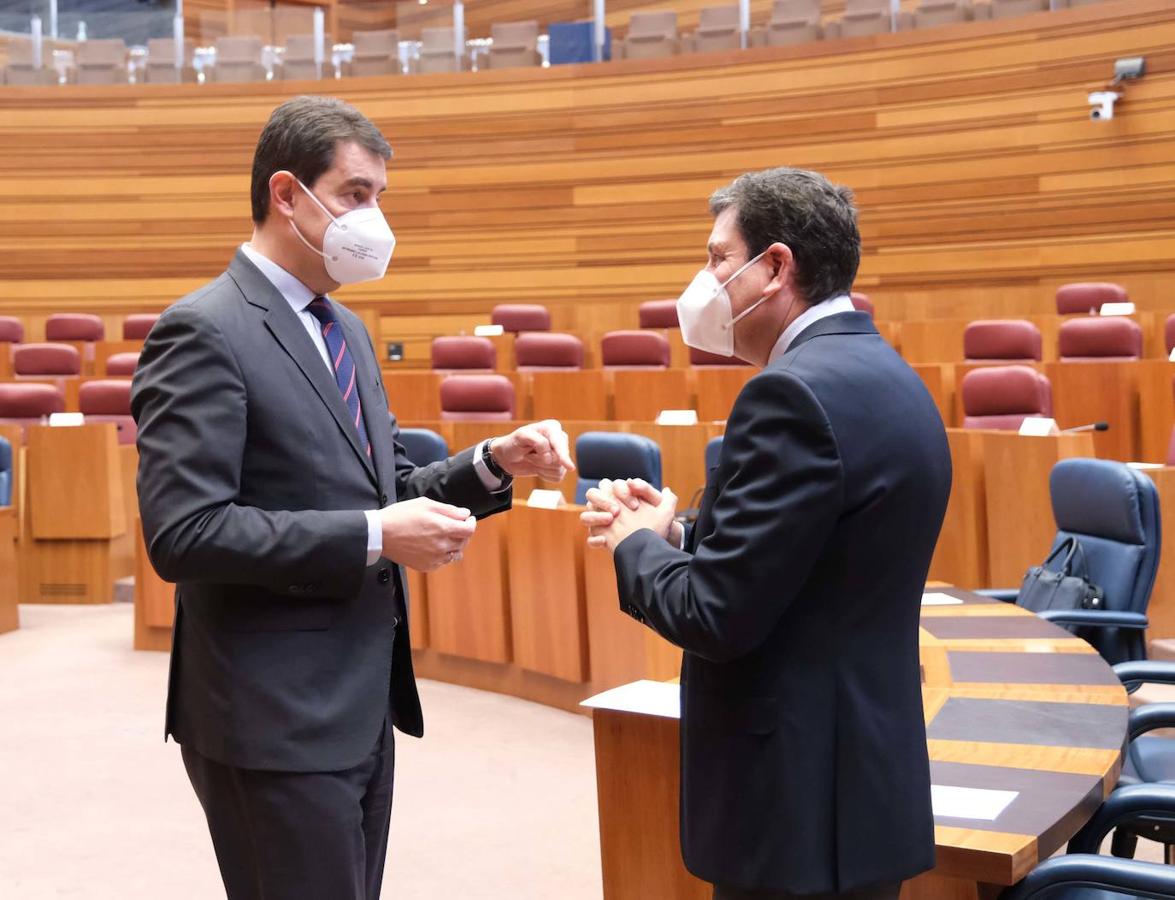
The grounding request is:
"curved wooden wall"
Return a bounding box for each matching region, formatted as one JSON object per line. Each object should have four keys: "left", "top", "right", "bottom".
{"left": 0, "top": 0, "right": 1172, "bottom": 340}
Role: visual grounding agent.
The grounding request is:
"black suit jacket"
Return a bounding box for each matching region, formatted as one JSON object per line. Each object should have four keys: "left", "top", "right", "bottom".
{"left": 132, "top": 250, "right": 511, "bottom": 772}
{"left": 613, "top": 312, "right": 951, "bottom": 894}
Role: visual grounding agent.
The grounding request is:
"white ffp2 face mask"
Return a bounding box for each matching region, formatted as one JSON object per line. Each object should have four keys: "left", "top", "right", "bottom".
{"left": 676, "top": 250, "right": 769, "bottom": 357}
{"left": 290, "top": 177, "right": 396, "bottom": 285}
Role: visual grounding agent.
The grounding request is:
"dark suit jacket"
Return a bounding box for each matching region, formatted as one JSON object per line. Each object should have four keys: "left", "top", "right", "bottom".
{"left": 132, "top": 250, "right": 511, "bottom": 772}
{"left": 613, "top": 312, "right": 951, "bottom": 894}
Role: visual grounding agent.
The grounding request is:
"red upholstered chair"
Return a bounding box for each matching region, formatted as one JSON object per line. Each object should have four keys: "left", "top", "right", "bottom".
{"left": 439, "top": 374, "right": 515, "bottom": 421}
{"left": 122, "top": 313, "right": 160, "bottom": 340}
{"left": 689, "top": 346, "right": 751, "bottom": 367}
{"left": 963, "top": 319, "right": 1043, "bottom": 362}
{"left": 850, "top": 292, "right": 874, "bottom": 316}
{"left": 961, "top": 365, "right": 1052, "bottom": 430}
{"left": 0, "top": 317, "right": 24, "bottom": 343}
{"left": 601, "top": 330, "right": 671, "bottom": 368}
{"left": 45, "top": 313, "right": 105, "bottom": 342}
{"left": 514, "top": 333, "right": 584, "bottom": 370}
{"left": 1164, "top": 314, "right": 1175, "bottom": 357}
{"left": 0, "top": 383, "right": 65, "bottom": 440}
{"left": 1055, "top": 282, "right": 1128, "bottom": 315}
{"left": 638, "top": 300, "right": 679, "bottom": 329}
{"left": 104, "top": 352, "right": 140, "bottom": 376}
{"left": 431, "top": 336, "right": 496, "bottom": 371}
{"left": 1058, "top": 317, "right": 1142, "bottom": 361}
{"left": 13, "top": 343, "right": 82, "bottom": 377}
{"left": 79, "top": 380, "right": 136, "bottom": 444}
{"left": 490, "top": 304, "right": 551, "bottom": 333}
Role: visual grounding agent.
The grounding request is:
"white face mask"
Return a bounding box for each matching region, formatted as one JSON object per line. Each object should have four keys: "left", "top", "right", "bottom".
{"left": 676, "top": 250, "right": 770, "bottom": 357}
{"left": 290, "top": 177, "right": 396, "bottom": 285}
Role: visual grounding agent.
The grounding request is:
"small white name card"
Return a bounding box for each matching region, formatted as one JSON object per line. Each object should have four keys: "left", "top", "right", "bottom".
{"left": 1100, "top": 302, "right": 1135, "bottom": 317}
{"left": 931, "top": 785, "right": 1018, "bottom": 821}
{"left": 922, "top": 592, "right": 964, "bottom": 607}
{"left": 48, "top": 412, "right": 84, "bottom": 427}
{"left": 1128, "top": 462, "right": 1165, "bottom": 470}
{"left": 581, "top": 680, "right": 681, "bottom": 719}
{"left": 1018, "top": 416, "right": 1058, "bottom": 437}
{"left": 526, "top": 489, "right": 566, "bottom": 509}
{"left": 656, "top": 409, "right": 699, "bottom": 426}
{"left": 1168, "top": 345, "right": 1175, "bottom": 362}
{"left": 473, "top": 324, "right": 504, "bottom": 337}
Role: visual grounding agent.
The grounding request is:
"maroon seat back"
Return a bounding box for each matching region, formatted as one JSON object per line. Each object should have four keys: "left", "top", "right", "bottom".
{"left": 514, "top": 333, "right": 584, "bottom": 369}
{"left": 122, "top": 313, "right": 160, "bottom": 340}
{"left": 1058, "top": 317, "right": 1142, "bottom": 360}
{"left": 13, "top": 342, "right": 82, "bottom": 376}
{"left": 439, "top": 374, "right": 515, "bottom": 421}
{"left": 431, "top": 336, "right": 497, "bottom": 370}
{"left": 601, "top": 330, "right": 671, "bottom": 368}
{"left": 0, "top": 317, "right": 24, "bottom": 343}
{"left": 963, "top": 319, "right": 1042, "bottom": 362}
{"left": 79, "top": 380, "right": 136, "bottom": 443}
{"left": 850, "top": 291, "right": 874, "bottom": 316}
{"left": 1055, "top": 282, "right": 1127, "bottom": 315}
{"left": 490, "top": 304, "right": 551, "bottom": 333}
{"left": 961, "top": 365, "right": 1052, "bottom": 430}
{"left": 45, "top": 313, "right": 105, "bottom": 342}
{"left": 0, "top": 383, "right": 66, "bottom": 439}
{"left": 638, "top": 300, "right": 679, "bottom": 329}
{"left": 105, "top": 352, "right": 140, "bottom": 376}
{"left": 689, "top": 346, "right": 750, "bottom": 366}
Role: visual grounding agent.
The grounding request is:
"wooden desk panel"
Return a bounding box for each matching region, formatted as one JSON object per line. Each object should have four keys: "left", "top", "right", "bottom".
{"left": 405, "top": 568, "right": 429, "bottom": 651}
{"left": 901, "top": 320, "right": 967, "bottom": 365}
{"left": 27, "top": 423, "right": 124, "bottom": 539}
{"left": 134, "top": 518, "right": 175, "bottom": 651}
{"left": 383, "top": 371, "right": 444, "bottom": 422}
{"left": 506, "top": 505, "right": 589, "bottom": 683}
{"left": 93, "top": 339, "right": 143, "bottom": 374}
{"left": 610, "top": 370, "right": 691, "bottom": 422}
{"left": 0, "top": 507, "right": 18, "bottom": 633}
{"left": 1142, "top": 467, "right": 1175, "bottom": 643}
{"left": 692, "top": 367, "right": 753, "bottom": 422}
{"left": 1046, "top": 361, "right": 1140, "bottom": 462}
{"left": 529, "top": 370, "right": 608, "bottom": 421}
{"left": 1137, "top": 359, "right": 1175, "bottom": 464}
{"left": 929, "top": 429, "right": 989, "bottom": 590}
{"left": 913, "top": 363, "right": 955, "bottom": 428}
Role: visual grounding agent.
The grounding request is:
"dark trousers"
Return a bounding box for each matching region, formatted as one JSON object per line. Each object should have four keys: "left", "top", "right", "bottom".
{"left": 181, "top": 717, "right": 395, "bottom": 900}
{"left": 713, "top": 882, "right": 901, "bottom": 900}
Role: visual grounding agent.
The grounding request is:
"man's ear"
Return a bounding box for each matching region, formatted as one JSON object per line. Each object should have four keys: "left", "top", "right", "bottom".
{"left": 762, "top": 242, "right": 794, "bottom": 298}
{"left": 269, "top": 171, "right": 297, "bottom": 220}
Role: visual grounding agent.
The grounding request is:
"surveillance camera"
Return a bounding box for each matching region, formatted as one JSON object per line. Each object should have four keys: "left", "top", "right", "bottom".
{"left": 1088, "top": 91, "right": 1119, "bottom": 121}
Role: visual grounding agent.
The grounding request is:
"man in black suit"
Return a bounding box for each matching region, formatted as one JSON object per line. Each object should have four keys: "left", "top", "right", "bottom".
{"left": 132, "top": 96, "right": 573, "bottom": 900}
{"left": 582, "top": 168, "right": 951, "bottom": 899}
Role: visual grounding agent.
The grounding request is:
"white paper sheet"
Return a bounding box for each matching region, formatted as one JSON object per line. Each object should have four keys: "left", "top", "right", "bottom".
{"left": 931, "top": 784, "right": 1018, "bottom": 821}
{"left": 581, "top": 680, "right": 681, "bottom": 719}
{"left": 921, "top": 592, "right": 964, "bottom": 606}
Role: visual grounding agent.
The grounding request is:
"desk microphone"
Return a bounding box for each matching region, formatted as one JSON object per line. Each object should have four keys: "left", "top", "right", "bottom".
{"left": 1062, "top": 422, "right": 1109, "bottom": 433}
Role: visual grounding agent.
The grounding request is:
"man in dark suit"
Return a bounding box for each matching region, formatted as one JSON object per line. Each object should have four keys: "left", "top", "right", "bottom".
{"left": 132, "top": 96, "right": 573, "bottom": 900}
{"left": 582, "top": 168, "right": 951, "bottom": 899}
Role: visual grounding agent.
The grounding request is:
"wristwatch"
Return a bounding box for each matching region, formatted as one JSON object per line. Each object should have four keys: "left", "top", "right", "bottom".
{"left": 482, "top": 440, "right": 509, "bottom": 482}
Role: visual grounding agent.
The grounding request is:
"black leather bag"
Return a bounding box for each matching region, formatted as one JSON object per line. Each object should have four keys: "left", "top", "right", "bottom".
{"left": 1018, "top": 537, "right": 1105, "bottom": 613}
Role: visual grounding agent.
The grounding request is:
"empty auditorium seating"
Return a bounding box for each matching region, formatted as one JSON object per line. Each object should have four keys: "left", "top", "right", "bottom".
{"left": 689, "top": 346, "right": 750, "bottom": 366}
{"left": 988, "top": 0, "right": 1049, "bottom": 17}
{"left": 45, "top": 314, "right": 104, "bottom": 343}
{"left": 1055, "top": 282, "right": 1128, "bottom": 315}
{"left": 491, "top": 304, "right": 550, "bottom": 333}
{"left": 689, "top": 6, "right": 741, "bottom": 54}
{"left": 619, "top": 12, "right": 679, "bottom": 60}
{"left": 144, "top": 39, "right": 195, "bottom": 84}
{"left": 0, "top": 318, "right": 24, "bottom": 343}
{"left": 838, "top": 0, "right": 894, "bottom": 38}
{"left": 398, "top": 428, "right": 449, "bottom": 466}
{"left": 0, "top": 383, "right": 65, "bottom": 438}
{"left": 431, "top": 336, "right": 496, "bottom": 370}
{"left": 417, "top": 28, "right": 463, "bottom": 74}
{"left": 3, "top": 40, "right": 55, "bottom": 86}
{"left": 439, "top": 374, "right": 515, "bottom": 421}
{"left": 765, "top": 0, "right": 824, "bottom": 47}
{"left": 488, "top": 21, "right": 541, "bottom": 69}
{"left": 79, "top": 380, "right": 136, "bottom": 444}
{"left": 850, "top": 292, "right": 874, "bottom": 316}
{"left": 515, "top": 333, "right": 584, "bottom": 369}
{"left": 282, "top": 35, "right": 328, "bottom": 80}
{"left": 574, "top": 432, "right": 662, "bottom": 504}
{"left": 13, "top": 343, "right": 81, "bottom": 378}
{"left": 75, "top": 39, "right": 128, "bottom": 86}
{"left": 961, "top": 365, "right": 1052, "bottom": 430}
{"left": 1058, "top": 317, "right": 1142, "bottom": 361}
{"left": 122, "top": 314, "right": 158, "bottom": 341}
{"left": 104, "top": 352, "right": 140, "bottom": 376}
{"left": 601, "top": 331, "right": 671, "bottom": 368}
{"left": 963, "top": 319, "right": 1042, "bottom": 362}
{"left": 212, "top": 37, "right": 267, "bottom": 83}
{"left": 638, "top": 300, "right": 679, "bottom": 329}
{"left": 907, "top": 0, "right": 975, "bottom": 28}
{"left": 0, "top": 436, "right": 10, "bottom": 506}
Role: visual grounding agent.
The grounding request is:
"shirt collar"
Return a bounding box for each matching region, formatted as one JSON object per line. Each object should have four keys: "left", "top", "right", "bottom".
{"left": 240, "top": 243, "right": 318, "bottom": 314}
{"left": 768, "top": 294, "right": 856, "bottom": 364}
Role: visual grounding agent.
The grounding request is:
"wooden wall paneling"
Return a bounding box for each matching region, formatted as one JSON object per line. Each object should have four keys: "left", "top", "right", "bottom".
{"left": 1045, "top": 361, "right": 1141, "bottom": 462}
{"left": 610, "top": 369, "right": 692, "bottom": 421}
{"left": 928, "top": 428, "right": 989, "bottom": 590}
{"left": 1136, "top": 359, "right": 1175, "bottom": 464}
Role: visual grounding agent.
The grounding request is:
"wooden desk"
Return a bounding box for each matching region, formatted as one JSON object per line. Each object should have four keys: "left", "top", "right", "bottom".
{"left": 590, "top": 591, "right": 1127, "bottom": 900}
{"left": 0, "top": 506, "right": 18, "bottom": 633}
{"left": 1045, "top": 361, "right": 1140, "bottom": 462}
{"left": 912, "top": 363, "right": 955, "bottom": 427}
{"left": 610, "top": 369, "right": 691, "bottom": 421}
{"left": 383, "top": 371, "right": 444, "bottom": 421}
{"left": 1141, "top": 467, "right": 1175, "bottom": 643}
{"left": 691, "top": 367, "right": 753, "bottom": 422}
{"left": 528, "top": 369, "right": 608, "bottom": 421}
{"left": 928, "top": 429, "right": 990, "bottom": 590}
{"left": 1137, "top": 359, "right": 1175, "bottom": 464}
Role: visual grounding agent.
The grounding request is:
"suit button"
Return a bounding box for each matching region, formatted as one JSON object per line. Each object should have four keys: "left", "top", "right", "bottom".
{"left": 380, "top": 493, "right": 389, "bottom": 506}
{"left": 377, "top": 567, "right": 391, "bottom": 584}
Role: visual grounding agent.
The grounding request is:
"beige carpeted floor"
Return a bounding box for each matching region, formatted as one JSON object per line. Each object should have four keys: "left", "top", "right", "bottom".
{"left": 0, "top": 604, "right": 603, "bottom": 899}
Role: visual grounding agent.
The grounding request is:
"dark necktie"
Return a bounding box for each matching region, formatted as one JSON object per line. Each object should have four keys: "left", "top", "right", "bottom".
{"left": 306, "top": 296, "right": 371, "bottom": 458}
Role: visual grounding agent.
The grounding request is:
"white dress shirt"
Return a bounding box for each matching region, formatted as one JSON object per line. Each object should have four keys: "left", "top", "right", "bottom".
{"left": 240, "top": 244, "right": 506, "bottom": 566}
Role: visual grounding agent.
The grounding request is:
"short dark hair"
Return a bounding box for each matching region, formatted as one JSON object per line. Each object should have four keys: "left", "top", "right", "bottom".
{"left": 709, "top": 167, "right": 860, "bottom": 305}
{"left": 250, "top": 95, "right": 392, "bottom": 224}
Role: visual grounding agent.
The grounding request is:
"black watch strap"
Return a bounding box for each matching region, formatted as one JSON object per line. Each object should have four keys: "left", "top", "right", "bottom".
{"left": 482, "top": 441, "right": 509, "bottom": 481}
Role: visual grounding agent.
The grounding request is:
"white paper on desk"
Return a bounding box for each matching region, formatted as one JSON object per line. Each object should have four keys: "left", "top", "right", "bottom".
{"left": 922, "top": 592, "right": 964, "bottom": 606}
{"left": 931, "top": 785, "right": 1018, "bottom": 821}
{"left": 581, "top": 680, "right": 680, "bottom": 719}
{"left": 473, "top": 324, "right": 504, "bottom": 337}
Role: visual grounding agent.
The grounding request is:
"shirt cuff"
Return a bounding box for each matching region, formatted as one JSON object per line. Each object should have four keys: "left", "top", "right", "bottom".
{"left": 472, "top": 439, "right": 512, "bottom": 493}
{"left": 364, "top": 509, "right": 383, "bottom": 566}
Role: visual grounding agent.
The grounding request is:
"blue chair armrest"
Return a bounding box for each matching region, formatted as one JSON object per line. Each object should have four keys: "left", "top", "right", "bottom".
{"left": 1067, "top": 784, "right": 1175, "bottom": 853}
{"left": 1000, "top": 854, "right": 1175, "bottom": 900}
{"left": 1115, "top": 660, "right": 1175, "bottom": 693}
{"left": 975, "top": 588, "right": 1018, "bottom": 602}
{"left": 1038, "top": 609, "right": 1149, "bottom": 629}
{"left": 1128, "top": 703, "right": 1175, "bottom": 742}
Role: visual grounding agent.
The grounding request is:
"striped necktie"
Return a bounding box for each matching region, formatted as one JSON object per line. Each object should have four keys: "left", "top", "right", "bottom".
{"left": 306, "top": 296, "right": 371, "bottom": 458}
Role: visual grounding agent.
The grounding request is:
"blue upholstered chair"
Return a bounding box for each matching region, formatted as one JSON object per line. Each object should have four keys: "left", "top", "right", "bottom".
{"left": 985, "top": 459, "right": 1159, "bottom": 665}
{"left": 1001, "top": 784, "right": 1175, "bottom": 899}
{"left": 574, "top": 432, "right": 661, "bottom": 504}
{"left": 397, "top": 428, "right": 449, "bottom": 467}
{"left": 704, "top": 435, "right": 723, "bottom": 472}
{"left": 0, "top": 436, "right": 11, "bottom": 506}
